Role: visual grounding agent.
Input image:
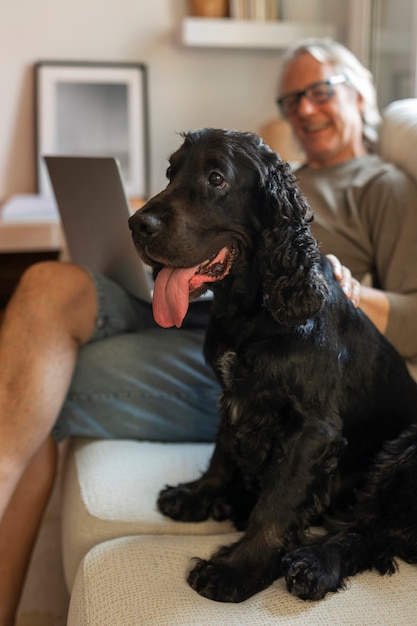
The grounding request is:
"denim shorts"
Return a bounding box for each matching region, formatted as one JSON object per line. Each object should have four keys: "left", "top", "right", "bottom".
{"left": 52, "top": 273, "right": 220, "bottom": 442}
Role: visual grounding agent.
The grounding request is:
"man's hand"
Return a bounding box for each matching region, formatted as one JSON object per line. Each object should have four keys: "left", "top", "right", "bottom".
{"left": 327, "top": 254, "right": 389, "bottom": 333}
{"left": 327, "top": 254, "right": 361, "bottom": 308}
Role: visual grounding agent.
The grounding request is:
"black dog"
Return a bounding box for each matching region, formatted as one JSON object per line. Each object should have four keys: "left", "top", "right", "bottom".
{"left": 129, "top": 129, "right": 417, "bottom": 603}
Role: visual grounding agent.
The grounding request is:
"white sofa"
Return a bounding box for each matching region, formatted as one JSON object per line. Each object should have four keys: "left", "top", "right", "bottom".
{"left": 63, "top": 99, "right": 417, "bottom": 625}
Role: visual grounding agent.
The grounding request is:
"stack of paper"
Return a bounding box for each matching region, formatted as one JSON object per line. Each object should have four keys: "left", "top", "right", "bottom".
{"left": 1, "top": 195, "right": 60, "bottom": 223}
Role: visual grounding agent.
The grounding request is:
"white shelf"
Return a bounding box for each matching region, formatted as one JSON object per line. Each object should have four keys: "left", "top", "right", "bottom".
{"left": 181, "top": 17, "right": 337, "bottom": 50}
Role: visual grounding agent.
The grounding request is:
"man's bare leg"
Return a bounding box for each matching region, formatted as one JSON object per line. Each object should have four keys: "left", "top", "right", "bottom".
{"left": 0, "top": 437, "right": 57, "bottom": 626}
{"left": 0, "top": 261, "right": 98, "bottom": 625}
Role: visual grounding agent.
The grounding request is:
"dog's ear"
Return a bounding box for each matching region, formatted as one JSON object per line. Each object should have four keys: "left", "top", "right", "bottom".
{"left": 256, "top": 148, "right": 329, "bottom": 325}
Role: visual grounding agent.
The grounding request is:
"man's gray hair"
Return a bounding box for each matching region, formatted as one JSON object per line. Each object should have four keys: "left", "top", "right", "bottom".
{"left": 279, "top": 38, "right": 381, "bottom": 148}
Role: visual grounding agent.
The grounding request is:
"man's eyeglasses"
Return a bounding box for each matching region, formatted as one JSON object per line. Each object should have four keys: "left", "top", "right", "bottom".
{"left": 276, "top": 75, "right": 347, "bottom": 117}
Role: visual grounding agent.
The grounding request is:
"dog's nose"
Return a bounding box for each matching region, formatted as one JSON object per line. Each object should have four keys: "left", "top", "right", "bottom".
{"left": 129, "top": 211, "right": 162, "bottom": 241}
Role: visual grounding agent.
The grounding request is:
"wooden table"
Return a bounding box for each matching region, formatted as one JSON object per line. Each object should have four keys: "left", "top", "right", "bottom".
{"left": 0, "top": 195, "right": 63, "bottom": 305}
{"left": 0, "top": 194, "right": 145, "bottom": 306}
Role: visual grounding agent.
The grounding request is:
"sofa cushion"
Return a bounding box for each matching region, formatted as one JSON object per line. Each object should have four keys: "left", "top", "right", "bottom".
{"left": 61, "top": 439, "right": 234, "bottom": 590}
{"left": 379, "top": 98, "right": 417, "bottom": 181}
{"left": 67, "top": 533, "right": 417, "bottom": 625}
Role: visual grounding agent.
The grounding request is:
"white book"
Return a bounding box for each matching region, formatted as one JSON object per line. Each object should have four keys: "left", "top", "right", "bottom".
{"left": 251, "top": 0, "right": 267, "bottom": 20}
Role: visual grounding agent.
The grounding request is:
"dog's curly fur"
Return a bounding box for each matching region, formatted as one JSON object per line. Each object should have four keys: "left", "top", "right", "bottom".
{"left": 129, "top": 128, "right": 417, "bottom": 603}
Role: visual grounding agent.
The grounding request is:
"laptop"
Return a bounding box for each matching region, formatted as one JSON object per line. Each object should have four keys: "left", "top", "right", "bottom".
{"left": 44, "top": 155, "right": 153, "bottom": 302}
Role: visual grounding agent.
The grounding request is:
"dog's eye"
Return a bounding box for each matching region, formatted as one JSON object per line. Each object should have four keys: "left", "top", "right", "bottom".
{"left": 166, "top": 166, "right": 172, "bottom": 180}
{"left": 208, "top": 172, "right": 226, "bottom": 188}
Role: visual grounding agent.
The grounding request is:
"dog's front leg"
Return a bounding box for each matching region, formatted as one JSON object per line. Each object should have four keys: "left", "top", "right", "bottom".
{"left": 186, "top": 475, "right": 292, "bottom": 602}
{"left": 157, "top": 435, "right": 245, "bottom": 523}
{"left": 187, "top": 423, "right": 345, "bottom": 602}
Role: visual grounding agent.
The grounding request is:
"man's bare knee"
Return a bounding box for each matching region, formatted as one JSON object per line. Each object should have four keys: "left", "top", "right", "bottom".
{"left": 6, "top": 261, "right": 98, "bottom": 344}
{"left": 18, "top": 260, "right": 88, "bottom": 292}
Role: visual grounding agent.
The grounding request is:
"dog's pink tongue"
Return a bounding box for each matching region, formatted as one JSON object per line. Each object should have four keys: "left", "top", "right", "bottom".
{"left": 153, "top": 265, "right": 200, "bottom": 328}
{"left": 152, "top": 248, "right": 230, "bottom": 328}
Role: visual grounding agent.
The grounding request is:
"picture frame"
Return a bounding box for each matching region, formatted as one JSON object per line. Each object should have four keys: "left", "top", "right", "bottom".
{"left": 34, "top": 61, "right": 149, "bottom": 199}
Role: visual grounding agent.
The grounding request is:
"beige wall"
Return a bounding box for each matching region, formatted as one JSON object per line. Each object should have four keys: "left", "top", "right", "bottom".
{"left": 0, "top": 0, "right": 346, "bottom": 201}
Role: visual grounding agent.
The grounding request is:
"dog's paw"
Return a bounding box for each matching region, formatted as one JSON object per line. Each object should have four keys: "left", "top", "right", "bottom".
{"left": 187, "top": 557, "right": 273, "bottom": 603}
{"left": 157, "top": 484, "right": 210, "bottom": 521}
{"left": 283, "top": 547, "right": 343, "bottom": 601}
{"left": 157, "top": 483, "right": 236, "bottom": 523}
{"left": 187, "top": 558, "right": 250, "bottom": 603}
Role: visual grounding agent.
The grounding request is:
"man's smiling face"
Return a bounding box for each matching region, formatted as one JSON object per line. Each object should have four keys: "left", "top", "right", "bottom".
{"left": 280, "top": 52, "right": 366, "bottom": 168}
